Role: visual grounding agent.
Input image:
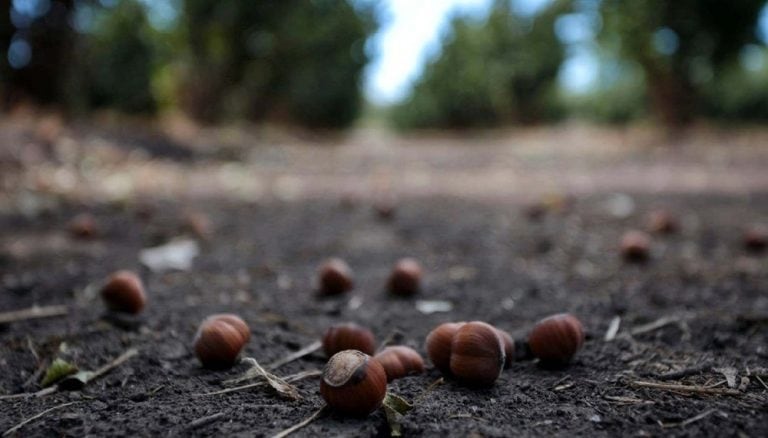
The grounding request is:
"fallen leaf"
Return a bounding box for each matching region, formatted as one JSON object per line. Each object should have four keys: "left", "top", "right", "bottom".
{"left": 382, "top": 392, "right": 413, "bottom": 437}
{"left": 140, "top": 239, "right": 200, "bottom": 272}
{"left": 41, "top": 359, "right": 78, "bottom": 387}
{"left": 415, "top": 300, "right": 453, "bottom": 314}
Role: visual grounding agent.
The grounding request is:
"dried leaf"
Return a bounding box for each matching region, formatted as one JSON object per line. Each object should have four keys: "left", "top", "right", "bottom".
{"left": 233, "top": 358, "right": 301, "bottom": 400}
{"left": 415, "top": 300, "right": 453, "bottom": 314}
{"left": 40, "top": 359, "right": 78, "bottom": 387}
{"left": 713, "top": 367, "right": 738, "bottom": 389}
{"left": 382, "top": 392, "right": 414, "bottom": 437}
{"left": 140, "top": 239, "right": 200, "bottom": 272}
{"left": 58, "top": 371, "right": 95, "bottom": 390}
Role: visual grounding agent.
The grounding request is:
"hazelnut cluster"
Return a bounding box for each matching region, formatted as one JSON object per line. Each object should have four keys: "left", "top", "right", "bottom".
{"left": 426, "top": 321, "right": 511, "bottom": 387}
{"left": 319, "top": 314, "right": 584, "bottom": 416}
{"left": 319, "top": 322, "right": 426, "bottom": 416}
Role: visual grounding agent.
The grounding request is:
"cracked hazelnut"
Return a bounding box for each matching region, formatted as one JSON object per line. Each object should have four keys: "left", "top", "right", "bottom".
{"left": 320, "top": 350, "right": 387, "bottom": 416}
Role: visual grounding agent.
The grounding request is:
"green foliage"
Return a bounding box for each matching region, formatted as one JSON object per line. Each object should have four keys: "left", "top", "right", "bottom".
{"left": 393, "top": 0, "right": 570, "bottom": 129}
{"left": 565, "top": 61, "right": 647, "bottom": 124}
{"left": 76, "top": 0, "right": 157, "bottom": 113}
{"left": 177, "top": 0, "right": 375, "bottom": 127}
{"left": 701, "top": 54, "right": 768, "bottom": 121}
{"left": 598, "top": 0, "right": 767, "bottom": 125}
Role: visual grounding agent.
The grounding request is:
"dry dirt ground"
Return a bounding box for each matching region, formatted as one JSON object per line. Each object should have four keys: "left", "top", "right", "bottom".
{"left": 0, "top": 117, "right": 767, "bottom": 436}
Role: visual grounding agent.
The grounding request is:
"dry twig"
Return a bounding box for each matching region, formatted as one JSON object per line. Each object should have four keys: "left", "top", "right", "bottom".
{"left": 604, "top": 316, "right": 621, "bottom": 342}
{"left": 198, "top": 369, "right": 320, "bottom": 397}
{"left": 414, "top": 377, "right": 445, "bottom": 404}
{"left": 655, "top": 362, "right": 712, "bottom": 381}
{"left": 630, "top": 315, "right": 686, "bottom": 337}
{"left": 631, "top": 380, "right": 742, "bottom": 396}
{"left": 603, "top": 395, "right": 654, "bottom": 404}
{"left": 270, "top": 406, "right": 326, "bottom": 438}
{"left": 267, "top": 341, "right": 322, "bottom": 371}
{"left": 0, "top": 305, "right": 68, "bottom": 325}
{"left": 184, "top": 412, "right": 226, "bottom": 431}
{"left": 3, "top": 401, "right": 79, "bottom": 436}
{"left": 660, "top": 409, "right": 720, "bottom": 428}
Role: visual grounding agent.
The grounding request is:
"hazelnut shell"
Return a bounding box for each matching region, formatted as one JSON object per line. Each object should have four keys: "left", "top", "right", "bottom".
{"left": 647, "top": 210, "right": 677, "bottom": 234}
{"left": 449, "top": 321, "right": 505, "bottom": 387}
{"left": 322, "top": 323, "right": 376, "bottom": 357}
{"left": 425, "top": 322, "right": 465, "bottom": 374}
{"left": 387, "top": 258, "right": 422, "bottom": 296}
{"left": 320, "top": 350, "right": 387, "bottom": 417}
{"left": 744, "top": 226, "right": 767, "bottom": 252}
{"left": 373, "top": 346, "right": 425, "bottom": 381}
{"left": 620, "top": 230, "right": 650, "bottom": 261}
{"left": 317, "top": 258, "right": 354, "bottom": 295}
{"left": 495, "top": 328, "right": 515, "bottom": 368}
{"left": 101, "top": 270, "right": 146, "bottom": 314}
{"left": 528, "top": 313, "right": 584, "bottom": 363}
{"left": 194, "top": 314, "right": 250, "bottom": 369}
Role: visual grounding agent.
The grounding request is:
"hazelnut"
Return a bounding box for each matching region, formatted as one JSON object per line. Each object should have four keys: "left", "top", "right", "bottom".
{"left": 194, "top": 314, "right": 250, "bottom": 369}
{"left": 100, "top": 270, "right": 146, "bottom": 314}
{"left": 322, "top": 323, "right": 376, "bottom": 357}
{"left": 387, "top": 258, "right": 422, "bottom": 296}
{"left": 69, "top": 213, "right": 98, "bottom": 238}
{"left": 425, "top": 322, "right": 466, "bottom": 374}
{"left": 373, "top": 346, "right": 425, "bottom": 381}
{"left": 647, "top": 210, "right": 677, "bottom": 234}
{"left": 495, "top": 328, "right": 515, "bottom": 368}
{"left": 320, "top": 350, "right": 387, "bottom": 417}
{"left": 527, "top": 313, "right": 584, "bottom": 364}
{"left": 449, "top": 322, "right": 506, "bottom": 387}
{"left": 744, "top": 225, "right": 767, "bottom": 252}
{"left": 184, "top": 212, "right": 212, "bottom": 239}
{"left": 317, "top": 258, "right": 354, "bottom": 295}
{"left": 373, "top": 197, "right": 396, "bottom": 220}
{"left": 620, "top": 230, "right": 650, "bottom": 262}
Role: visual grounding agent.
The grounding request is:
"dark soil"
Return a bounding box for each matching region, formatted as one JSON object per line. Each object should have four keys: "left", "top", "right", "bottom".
{"left": 1, "top": 193, "right": 767, "bottom": 437}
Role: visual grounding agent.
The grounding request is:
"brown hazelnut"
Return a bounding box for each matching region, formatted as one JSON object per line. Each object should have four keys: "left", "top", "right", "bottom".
{"left": 620, "top": 230, "right": 650, "bottom": 262}
{"left": 387, "top": 258, "right": 423, "bottom": 296}
{"left": 100, "top": 270, "right": 146, "bottom": 314}
{"left": 495, "top": 328, "right": 515, "bottom": 368}
{"left": 647, "top": 210, "right": 677, "bottom": 234}
{"left": 317, "top": 258, "right": 354, "bottom": 295}
{"left": 320, "top": 350, "right": 387, "bottom": 417}
{"left": 322, "top": 323, "right": 376, "bottom": 357}
{"left": 744, "top": 225, "right": 767, "bottom": 252}
{"left": 69, "top": 213, "right": 98, "bottom": 239}
{"left": 373, "top": 346, "right": 425, "bottom": 382}
{"left": 425, "top": 322, "right": 466, "bottom": 374}
{"left": 527, "top": 313, "right": 584, "bottom": 364}
{"left": 373, "top": 197, "right": 396, "bottom": 220}
{"left": 184, "top": 212, "right": 212, "bottom": 239}
{"left": 194, "top": 314, "right": 250, "bottom": 369}
{"left": 449, "top": 322, "right": 505, "bottom": 387}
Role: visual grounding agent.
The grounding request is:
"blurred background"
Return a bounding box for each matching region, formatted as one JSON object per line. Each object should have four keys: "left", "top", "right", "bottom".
{"left": 2, "top": 0, "right": 768, "bottom": 128}
{"left": 1, "top": 0, "right": 768, "bottom": 205}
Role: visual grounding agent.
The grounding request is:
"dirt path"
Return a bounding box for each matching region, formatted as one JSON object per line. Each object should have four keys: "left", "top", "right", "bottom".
{"left": 1, "top": 192, "right": 767, "bottom": 436}
{"left": 1, "top": 121, "right": 767, "bottom": 436}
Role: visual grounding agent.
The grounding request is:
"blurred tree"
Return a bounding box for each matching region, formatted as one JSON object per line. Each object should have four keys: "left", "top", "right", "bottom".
{"left": 393, "top": 0, "right": 570, "bottom": 129}
{"left": 599, "top": 0, "right": 766, "bottom": 126}
{"left": 0, "top": 0, "right": 76, "bottom": 109}
{"left": 177, "top": 0, "right": 376, "bottom": 127}
{"left": 74, "top": 0, "right": 157, "bottom": 113}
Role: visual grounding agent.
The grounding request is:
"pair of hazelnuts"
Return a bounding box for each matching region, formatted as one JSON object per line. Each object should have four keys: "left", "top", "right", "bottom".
{"left": 319, "top": 314, "right": 585, "bottom": 417}
{"left": 317, "top": 257, "right": 422, "bottom": 296}
{"left": 426, "top": 314, "right": 584, "bottom": 386}
{"left": 320, "top": 323, "right": 425, "bottom": 417}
